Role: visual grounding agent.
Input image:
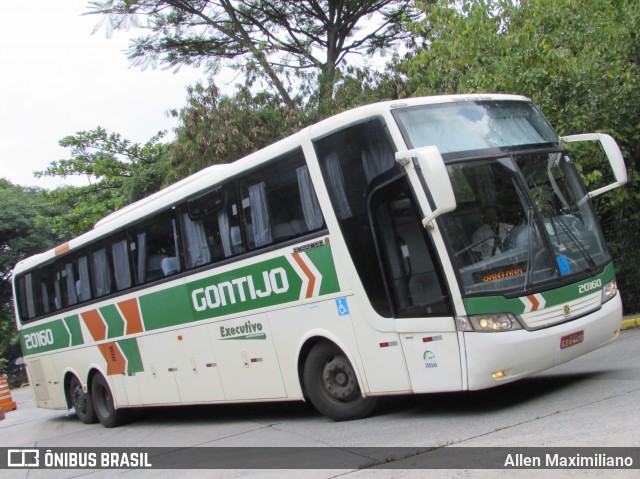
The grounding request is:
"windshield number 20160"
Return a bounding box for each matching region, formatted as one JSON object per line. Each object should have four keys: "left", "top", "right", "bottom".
{"left": 578, "top": 279, "right": 602, "bottom": 295}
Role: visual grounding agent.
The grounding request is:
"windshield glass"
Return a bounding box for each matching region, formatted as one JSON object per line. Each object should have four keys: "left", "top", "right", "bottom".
{"left": 394, "top": 100, "right": 559, "bottom": 154}
{"left": 439, "top": 152, "right": 610, "bottom": 295}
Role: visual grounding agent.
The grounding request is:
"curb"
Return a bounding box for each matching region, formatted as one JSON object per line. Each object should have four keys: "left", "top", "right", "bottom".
{"left": 621, "top": 317, "right": 640, "bottom": 330}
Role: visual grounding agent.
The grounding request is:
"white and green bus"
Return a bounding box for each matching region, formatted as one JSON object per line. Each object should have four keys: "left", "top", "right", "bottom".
{"left": 13, "top": 94, "right": 627, "bottom": 427}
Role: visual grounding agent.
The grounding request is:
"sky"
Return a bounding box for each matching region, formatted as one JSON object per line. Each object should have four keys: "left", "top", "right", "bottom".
{"left": 0, "top": 1, "right": 204, "bottom": 189}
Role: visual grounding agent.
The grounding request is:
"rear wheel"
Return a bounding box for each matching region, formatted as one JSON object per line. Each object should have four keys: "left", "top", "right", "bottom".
{"left": 303, "top": 342, "right": 378, "bottom": 421}
{"left": 91, "top": 373, "right": 128, "bottom": 428}
{"left": 68, "top": 375, "right": 97, "bottom": 424}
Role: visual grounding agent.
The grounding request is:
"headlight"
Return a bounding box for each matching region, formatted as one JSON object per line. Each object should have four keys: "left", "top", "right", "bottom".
{"left": 467, "top": 313, "right": 522, "bottom": 332}
{"left": 601, "top": 279, "right": 618, "bottom": 303}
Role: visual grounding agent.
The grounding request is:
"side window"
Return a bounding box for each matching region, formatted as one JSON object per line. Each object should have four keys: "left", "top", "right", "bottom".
{"left": 38, "top": 264, "right": 62, "bottom": 314}
{"left": 111, "top": 237, "right": 132, "bottom": 291}
{"left": 182, "top": 184, "right": 242, "bottom": 269}
{"left": 91, "top": 246, "right": 114, "bottom": 298}
{"left": 17, "top": 274, "right": 37, "bottom": 322}
{"left": 240, "top": 150, "right": 324, "bottom": 250}
{"left": 63, "top": 254, "right": 92, "bottom": 306}
{"left": 315, "top": 120, "right": 400, "bottom": 317}
{"left": 131, "top": 212, "right": 181, "bottom": 284}
{"left": 371, "top": 179, "right": 451, "bottom": 317}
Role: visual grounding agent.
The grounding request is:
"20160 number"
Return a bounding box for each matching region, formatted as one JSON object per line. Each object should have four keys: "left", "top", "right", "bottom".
{"left": 24, "top": 329, "right": 54, "bottom": 349}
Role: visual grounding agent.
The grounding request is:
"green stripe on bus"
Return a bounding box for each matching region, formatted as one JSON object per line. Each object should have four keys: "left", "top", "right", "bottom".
{"left": 20, "top": 320, "right": 70, "bottom": 355}
{"left": 118, "top": 338, "right": 144, "bottom": 374}
{"left": 63, "top": 315, "right": 84, "bottom": 346}
{"left": 139, "top": 284, "right": 193, "bottom": 331}
{"left": 99, "top": 304, "right": 126, "bottom": 339}
{"left": 464, "top": 263, "right": 616, "bottom": 315}
{"left": 20, "top": 245, "right": 340, "bottom": 355}
{"left": 187, "top": 255, "right": 304, "bottom": 322}
{"left": 306, "top": 245, "right": 340, "bottom": 294}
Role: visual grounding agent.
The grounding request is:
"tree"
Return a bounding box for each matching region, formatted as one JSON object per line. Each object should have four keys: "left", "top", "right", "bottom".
{"left": 88, "top": 0, "right": 420, "bottom": 116}
{"left": 36, "top": 127, "right": 169, "bottom": 237}
{"left": 404, "top": 0, "right": 640, "bottom": 217}
{"left": 167, "top": 84, "right": 308, "bottom": 180}
{"left": 167, "top": 61, "right": 410, "bottom": 178}
{"left": 0, "top": 180, "right": 59, "bottom": 369}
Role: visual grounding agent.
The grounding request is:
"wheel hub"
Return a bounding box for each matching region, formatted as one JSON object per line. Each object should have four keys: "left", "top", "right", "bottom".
{"left": 322, "top": 356, "right": 358, "bottom": 401}
{"left": 71, "top": 384, "right": 85, "bottom": 412}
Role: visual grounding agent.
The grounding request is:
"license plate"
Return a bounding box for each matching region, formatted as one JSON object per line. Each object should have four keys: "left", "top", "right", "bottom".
{"left": 560, "top": 331, "right": 584, "bottom": 349}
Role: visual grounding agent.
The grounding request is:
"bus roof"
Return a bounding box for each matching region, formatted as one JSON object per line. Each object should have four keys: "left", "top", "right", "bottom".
{"left": 13, "top": 93, "right": 529, "bottom": 274}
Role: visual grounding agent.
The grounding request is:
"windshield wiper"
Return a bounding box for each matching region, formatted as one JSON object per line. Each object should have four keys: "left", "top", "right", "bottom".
{"left": 547, "top": 211, "right": 597, "bottom": 274}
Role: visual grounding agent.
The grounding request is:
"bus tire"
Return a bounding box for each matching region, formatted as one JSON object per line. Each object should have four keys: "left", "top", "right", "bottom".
{"left": 68, "top": 375, "right": 97, "bottom": 424}
{"left": 303, "top": 342, "right": 377, "bottom": 421}
{"left": 91, "top": 373, "right": 128, "bottom": 428}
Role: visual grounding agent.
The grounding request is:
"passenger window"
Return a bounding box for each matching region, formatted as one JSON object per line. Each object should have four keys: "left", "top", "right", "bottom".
{"left": 131, "top": 212, "right": 181, "bottom": 284}
{"left": 182, "top": 184, "right": 242, "bottom": 268}
{"left": 17, "top": 274, "right": 37, "bottom": 321}
{"left": 239, "top": 150, "right": 324, "bottom": 250}
{"left": 38, "top": 264, "right": 62, "bottom": 314}
{"left": 63, "top": 254, "right": 92, "bottom": 305}
{"left": 91, "top": 247, "right": 113, "bottom": 297}
{"left": 111, "top": 238, "right": 132, "bottom": 291}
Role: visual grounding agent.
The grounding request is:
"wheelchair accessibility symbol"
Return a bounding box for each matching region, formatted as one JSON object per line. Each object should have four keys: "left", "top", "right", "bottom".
{"left": 335, "top": 298, "right": 350, "bottom": 316}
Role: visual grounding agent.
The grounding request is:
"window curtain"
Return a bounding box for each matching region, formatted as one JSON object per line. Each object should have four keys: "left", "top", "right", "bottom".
{"left": 296, "top": 166, "right": 323, "bottom": 230}
{"left": 77, "top": 256, "right": 91, "bottom": 301}
{"left": 41, "top": 283, "right": 50, "bottom": 314}
{"left": 490, "top": 116, "right": 545, "bottom": 145}
{"left": 217, "top": 210, "right": 232, "bottom": 257}
{"left": 324, "top": 152, "right": 352, "bottom": 219}
{"left": 92, "top": 249, "right": 112, "bottom": 297}
{"left": 112, "top": 240, "right": 131, "bottom": 291}
{"left": 54, "top": 279, "right": 62, "bottom": 310}
{"left": 362, "top": 142, "right": 395, "bottom": 184}
{"left": 182, "top": 213, "right": 211, "bottom": 268}
{"left": 25, "top": 274, "right": 36, "bottom": 319}
{"left": 249, "top": 182, "right": 272, "bottom": 247}
{"left": 136, "top": 232, "right": 147, "bottom": 283}
{"left": 65, "top": 263, "right": 77, "bottom": 306}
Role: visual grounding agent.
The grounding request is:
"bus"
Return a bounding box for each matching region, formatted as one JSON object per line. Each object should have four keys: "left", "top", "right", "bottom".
{"left": 12, "top": 94, "right": 627, "bottom": 427}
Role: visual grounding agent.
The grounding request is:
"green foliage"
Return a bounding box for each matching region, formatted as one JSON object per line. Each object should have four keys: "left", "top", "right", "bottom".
{"left": 88, "top": 0, "right": 419, "bottom": 115}
{"left": 166, "top": 84, "right": 310, "bottom": 180}
{"left": 405, "top": 0, "right": 640, "bottom": 219}
{"left": 36, "top": 127, "right": 169, "bottom": 237}
{"left": 0, "top": 179, "right": 59, "bottom": 365}
{"left": 168, "top": 64, "right": 410, "bottom": 179}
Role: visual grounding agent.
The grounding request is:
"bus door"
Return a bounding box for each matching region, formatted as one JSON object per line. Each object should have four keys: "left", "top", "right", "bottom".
{"left": 372, "top": 159, "right": 462, "bottom": 392}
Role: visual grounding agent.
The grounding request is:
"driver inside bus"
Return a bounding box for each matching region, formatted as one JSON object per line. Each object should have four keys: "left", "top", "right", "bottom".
{"left": 471, "top": 205, "right": 512, "bottom": 260}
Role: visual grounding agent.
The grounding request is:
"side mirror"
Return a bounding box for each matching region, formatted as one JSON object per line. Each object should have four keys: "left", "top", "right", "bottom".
{"left": 561, "top": 133, "right": 628, "bottom": 198}
{"left": 396, "top": 146, "right": 457, "bottom": 229}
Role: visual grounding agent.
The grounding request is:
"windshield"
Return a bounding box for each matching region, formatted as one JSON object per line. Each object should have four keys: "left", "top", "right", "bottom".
{"left": 438, "top": 152, "right": 610, "bottom": 295}
{"left": 394, "top": 100, "right": 559, "bottom": 154}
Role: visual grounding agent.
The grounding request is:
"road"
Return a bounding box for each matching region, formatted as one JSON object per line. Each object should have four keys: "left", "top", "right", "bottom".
{"left": 1, "top": 328, "right": 639, "bottom": 478}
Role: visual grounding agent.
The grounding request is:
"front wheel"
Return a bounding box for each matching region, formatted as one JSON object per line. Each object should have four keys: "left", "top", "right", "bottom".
{"left": 303, "top": 342, "right": 378, "bottom": 421}
{"left": 68, "top": 375, "right": 97, "bottom": 424}
{"left": 91, "top": 373, "right": 128, "bottom": 428}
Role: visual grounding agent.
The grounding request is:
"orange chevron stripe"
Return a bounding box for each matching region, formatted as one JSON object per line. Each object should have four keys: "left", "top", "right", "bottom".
{"left": 118, "top": 298, "right": 144, "bottom": 334}
{"left": 292, "top": 252, "right": 315, "bottom": 299}
{"left": 81, "top": 309, "right": 106, "bottom": 341}
{"left": 98, "top": 342, "right": 127, "bottom": 376}
{"left": 527, "top": 295, "right": 540, "bottom": 312}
